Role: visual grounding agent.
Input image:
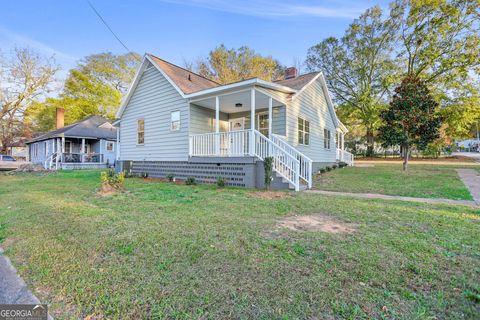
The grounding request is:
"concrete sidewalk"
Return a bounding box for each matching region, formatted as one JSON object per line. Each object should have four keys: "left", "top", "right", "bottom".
{"left": 456, "top": 169, "right": 480, "bottom": 205}
{"left": 0, "top": 247, "right": 42, "bottom": 304}
{"left": 306, "top": 190, "right": 478, "bottom": 207}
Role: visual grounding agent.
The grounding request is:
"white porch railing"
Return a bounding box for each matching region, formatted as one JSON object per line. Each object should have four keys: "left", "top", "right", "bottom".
{"left": 336, "top": 148, "right": 354, "bottom": 166}
{"left": 189, "top": 130, "right": 309, "bottom": 191}
{"left": 271, "top": 134, "right": 313, "bottom": 188}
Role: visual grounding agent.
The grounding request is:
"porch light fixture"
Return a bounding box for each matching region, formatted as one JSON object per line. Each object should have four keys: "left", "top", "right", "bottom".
{"left": 235, "top": 103, "right": 242, "bottom": 108}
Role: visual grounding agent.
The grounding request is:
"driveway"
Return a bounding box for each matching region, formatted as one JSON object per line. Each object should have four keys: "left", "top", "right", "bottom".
{"left": 452, "top": 152, "right": 480, "bottom": 162}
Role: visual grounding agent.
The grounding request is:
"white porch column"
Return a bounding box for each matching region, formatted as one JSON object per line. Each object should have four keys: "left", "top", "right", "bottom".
{"left": 268, "top": 97, "right": 273, "bottom": 139}
{"left": 215, "top": 96, "right": 220, "bottom": 155}
{"left": 61, "top": 137, "right": 65, "bottom": 153}
{"left": 341, "top": 133, "right": 345, "bottom": 150}
{"left": 250, "top": 88, "right": 256, "bottom": 156}
{"left": 116, "top": 126, "right": 120, "bottom": 161}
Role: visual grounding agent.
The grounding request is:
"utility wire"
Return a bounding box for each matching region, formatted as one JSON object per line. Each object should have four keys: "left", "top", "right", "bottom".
{"left": 86, "top": 0, "right": 141, "bottom": 61}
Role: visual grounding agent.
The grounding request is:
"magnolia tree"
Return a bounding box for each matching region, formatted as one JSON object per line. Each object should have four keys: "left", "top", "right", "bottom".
{"left": 378, "top": 76, "right": 441, "bottom": 170}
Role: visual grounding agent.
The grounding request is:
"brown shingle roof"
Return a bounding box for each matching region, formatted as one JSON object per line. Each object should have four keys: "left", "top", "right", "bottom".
{"left": 147, "top": 54, "right": 219, "bottom": 94}
{"left": 274, "top": 72, "right": 320, "bottom": 90}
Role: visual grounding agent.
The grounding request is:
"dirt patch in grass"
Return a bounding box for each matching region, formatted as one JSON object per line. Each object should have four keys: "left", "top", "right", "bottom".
{"left": 247, "top": 191, "right": 292, "bottom": 199}
{"left": 275, "top": 214, "right": 357, "bottom": 234}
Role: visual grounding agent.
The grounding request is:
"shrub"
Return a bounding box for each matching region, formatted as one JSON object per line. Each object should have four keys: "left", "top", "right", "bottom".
{"left": 166, "top": 173, "right": 175, "bottom": 182}
{"left": 325, "top": 166, "right": 332, "bottom": 172}
{"left": 319, "top": 168, "right": 326, "bottom": 174}
{"left": 123, "top": 170, "right": 136, "bottom": 178}
{"left": 263, "top": 156, "right": 273, "bottom": 190}
{"left": 338, "top": 162, "right": 348, "bottom": 168}
{"left": 216, "top": 176, "right": 226, "bottom": 188}
{"left": 332, "top": 164, "right": 338, "bottom": 169}
{"left": 100, "top": 168, "right": 125, "bottom": 190}
{"left": 185, "top": 176, "right": 197, "bottom": 185}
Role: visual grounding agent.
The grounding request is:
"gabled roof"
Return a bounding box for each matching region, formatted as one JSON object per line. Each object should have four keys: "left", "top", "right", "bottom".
{"left": 147, "top": 54, "right": 219, "bottom": 94}
{"left": 274, "top": 72, "right": 320, "bottom": 90}
{"left": 27, "top": 115, "right": 117, "bottom": 143}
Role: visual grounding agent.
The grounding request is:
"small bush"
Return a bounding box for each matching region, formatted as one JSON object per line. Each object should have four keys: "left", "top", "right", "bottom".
{"left": 101, "top": 168, "right": 125, "bottom": 190}
{"left": 185, "top": 176, "right": 197, "bottom": 185}
{"left": 264, "top": 156, "right": 274, "bottom": 190}
{"left": 332, "top": 164, "right": 338, "bottom": 169}
{"left": 338, "top": 162, "right": 348, "bottom": 168}
{"left": 325, "top": 166, "right": 332, "bottom": 172}
{"left": 319, "top": 168, "right": 326, "bottom": 174}
{"left": 216, "top": 176, "right": 226, "bottom": 188}
{"left": 166, "top": 173, "right": 175, "bottom": 182}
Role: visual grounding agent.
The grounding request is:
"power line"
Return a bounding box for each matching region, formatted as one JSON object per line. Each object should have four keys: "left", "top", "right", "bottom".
{"left": 86, "top": 0, "right": 140, "bottom": 61}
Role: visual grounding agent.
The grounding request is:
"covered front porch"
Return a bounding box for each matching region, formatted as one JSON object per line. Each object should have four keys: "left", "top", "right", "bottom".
{"left": 45, "top": 137, "right": 108, "bottom": 170}
{"left": 188, "top": 88, "right": 312, "bottom": 191}
{"left": 189, "top": 88, "right": 286, "bottom": 157}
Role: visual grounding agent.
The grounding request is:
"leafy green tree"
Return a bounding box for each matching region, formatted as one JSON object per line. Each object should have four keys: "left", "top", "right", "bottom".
{"left": 306, "top": 6, "right": 399, "bottom": 156}
{"left": 378, "top": 75, "right": 441, "bottom": 170}
{"left": 193, "top": 45, "right": 284, "bottom": 84}
{"left": 27, "top": 52, "right": 139, "bottom": 132}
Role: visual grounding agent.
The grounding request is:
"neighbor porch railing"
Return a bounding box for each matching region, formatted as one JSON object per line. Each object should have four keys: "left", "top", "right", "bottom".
{"left": 44, "top": 152, "right": 105, "bottom": 170}
{"left": 336, "top": 148, "right": 354, "bottom": 166}
{"left": 189, "top": 130, "right": 310, "bottom": 191}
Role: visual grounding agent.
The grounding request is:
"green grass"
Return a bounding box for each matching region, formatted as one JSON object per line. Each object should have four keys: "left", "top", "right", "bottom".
{"left": 0, "top": 170, "right": 479, "bottom": 319}
{"left": 315, "top": 164, "right": 477, "bottom": 200}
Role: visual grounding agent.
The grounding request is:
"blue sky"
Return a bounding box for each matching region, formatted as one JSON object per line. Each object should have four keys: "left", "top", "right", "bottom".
{"left": 1, "top": 0, "right": 390, "bottom": 78}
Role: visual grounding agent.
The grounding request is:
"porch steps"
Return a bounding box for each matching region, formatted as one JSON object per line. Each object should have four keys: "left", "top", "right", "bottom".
{"left": 274, "top": 172, "right": 308, "bottom": 191}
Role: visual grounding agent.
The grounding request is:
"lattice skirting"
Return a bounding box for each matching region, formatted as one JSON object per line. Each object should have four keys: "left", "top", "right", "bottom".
{"left": 124, "top": 160, "right": 260, "bottom": 188}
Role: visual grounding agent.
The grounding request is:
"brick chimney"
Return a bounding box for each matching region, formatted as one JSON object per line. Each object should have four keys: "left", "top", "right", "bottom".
{"left": 285, "top": 67, "right": 298, "bottom": 80}
{"left": 56, "top": 108, "right": 65, "bottom": 129}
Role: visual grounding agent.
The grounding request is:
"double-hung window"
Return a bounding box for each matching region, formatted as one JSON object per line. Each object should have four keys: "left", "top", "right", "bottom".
{"left": 137, "top": 119, "right": 145, "bottom": 145}
{"left": 298, "top": 117, "right": 310, "bottom": 145}
{"left": 171, "top": 111, "right": 180, "bottom": 131}
{"left": 324, "top": 128, "right": 331, "bottom": 149}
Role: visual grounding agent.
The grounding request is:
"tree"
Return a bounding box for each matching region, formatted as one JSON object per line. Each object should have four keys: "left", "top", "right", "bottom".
{"left": 305, "top": 6, "right": 399, "bottom": 156}
{"left": 192, "top": 45, "right": 284, "bottom": 84}
{"left": 394, "top": 0, "right": 480, "bottom": 140}
{"left": 378, "top": 75, "right": 441, "bottom": 170}
{"left": 27, "top": 52, "right": 140, "bottom": 131}
{"left": 0, "top": 48, "right": 58, "bottom": 152}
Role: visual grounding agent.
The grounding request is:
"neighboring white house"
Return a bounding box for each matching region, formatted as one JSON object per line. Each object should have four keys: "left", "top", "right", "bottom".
{"left": 115, "top": 53, "right": 352, "bottom": 190}
{"left": 27, "top": 110, "right": 117, "bottom": 170}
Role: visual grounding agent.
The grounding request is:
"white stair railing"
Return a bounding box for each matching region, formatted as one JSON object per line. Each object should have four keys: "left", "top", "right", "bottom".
{"left": 253, "top": 130, "right": 300, "bottom": 191}
{"left": 336, "top": 148, "right": 354, "bottom": 166}
{"left": 271, "top": 134, "right": 313, "bottom": 188}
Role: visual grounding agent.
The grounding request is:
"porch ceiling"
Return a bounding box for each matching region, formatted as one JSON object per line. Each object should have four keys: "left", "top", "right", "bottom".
{"left": 191, "top": 90, "right": 283, "bottom": 113}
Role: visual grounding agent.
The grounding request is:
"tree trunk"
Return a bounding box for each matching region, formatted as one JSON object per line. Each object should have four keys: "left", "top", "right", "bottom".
{"left": 403, "top": 145, "right": 409, "bottom": 171}
{"left": 366, "top": 128, "right": 374, "bottom": 157}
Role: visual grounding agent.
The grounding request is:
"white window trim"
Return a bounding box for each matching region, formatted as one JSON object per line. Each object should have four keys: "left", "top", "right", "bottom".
{"left": 298, "top": 117, "right": 310, "bottom": 146}
{"left": 137, "top": 118, "right": 145, "bottom": 145}
{"left": 170, "top": 110, "right": 181, "bottom": 131}
{"left": 106, "top": 141, "right": 115, "bottom": 152}
{"left": 324, "top": 128, "right": 331, "bottom": 150}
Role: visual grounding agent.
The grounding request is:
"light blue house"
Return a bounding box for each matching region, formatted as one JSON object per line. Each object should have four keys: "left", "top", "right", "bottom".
{"left": 27, "top": 114, "right": 117, "bottom": 170}
{"left": 115, "top": 54, "right": 352, "bottom": 190}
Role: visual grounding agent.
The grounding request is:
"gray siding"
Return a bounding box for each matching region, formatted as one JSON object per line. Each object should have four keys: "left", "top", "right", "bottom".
{"left": 120, "top": 63, "right": 189, "bottom": 161}
{"left": 189, "top": 104, "right": 229, "bottom": 134}
{"left": 189, "top": 104, "right": 286, "bottom": 136}
{"left": 284, "top": 78, "right": 337, "bottom": 163}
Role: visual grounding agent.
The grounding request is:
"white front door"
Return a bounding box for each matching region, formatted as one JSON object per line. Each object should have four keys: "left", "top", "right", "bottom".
{"left": 229, "top": 118, "right": 246, "bottom": 155}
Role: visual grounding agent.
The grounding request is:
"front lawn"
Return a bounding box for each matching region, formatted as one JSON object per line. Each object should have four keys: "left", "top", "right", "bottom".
{"left": 0, "top": 171, "right": 479, "bottom": 319}
{"left": 315, "top": 163, "right": 476, "bottom": 200}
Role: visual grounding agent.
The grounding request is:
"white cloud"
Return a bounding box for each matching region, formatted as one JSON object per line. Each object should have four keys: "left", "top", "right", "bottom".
{"left": 0, "top": 26, "right": 77, "bottom": 62}
{"left": 158, "top": 0, "right": 367, "bottom": 19}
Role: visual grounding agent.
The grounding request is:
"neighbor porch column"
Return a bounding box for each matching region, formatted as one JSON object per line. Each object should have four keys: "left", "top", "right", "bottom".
{"left": 215, "top": 96, "right": 220, "bottom": 155}
{"left": 81, "top": 138, "right": 85, "bottom": 162}
{"left": 250, "top": 88, "right": 256, "bottom": 156}
{"left": 268, "top": 97, "right": 273, "bottom": 139}
{"left": 341, "top": 133, "right": 345, "bottom": 150}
